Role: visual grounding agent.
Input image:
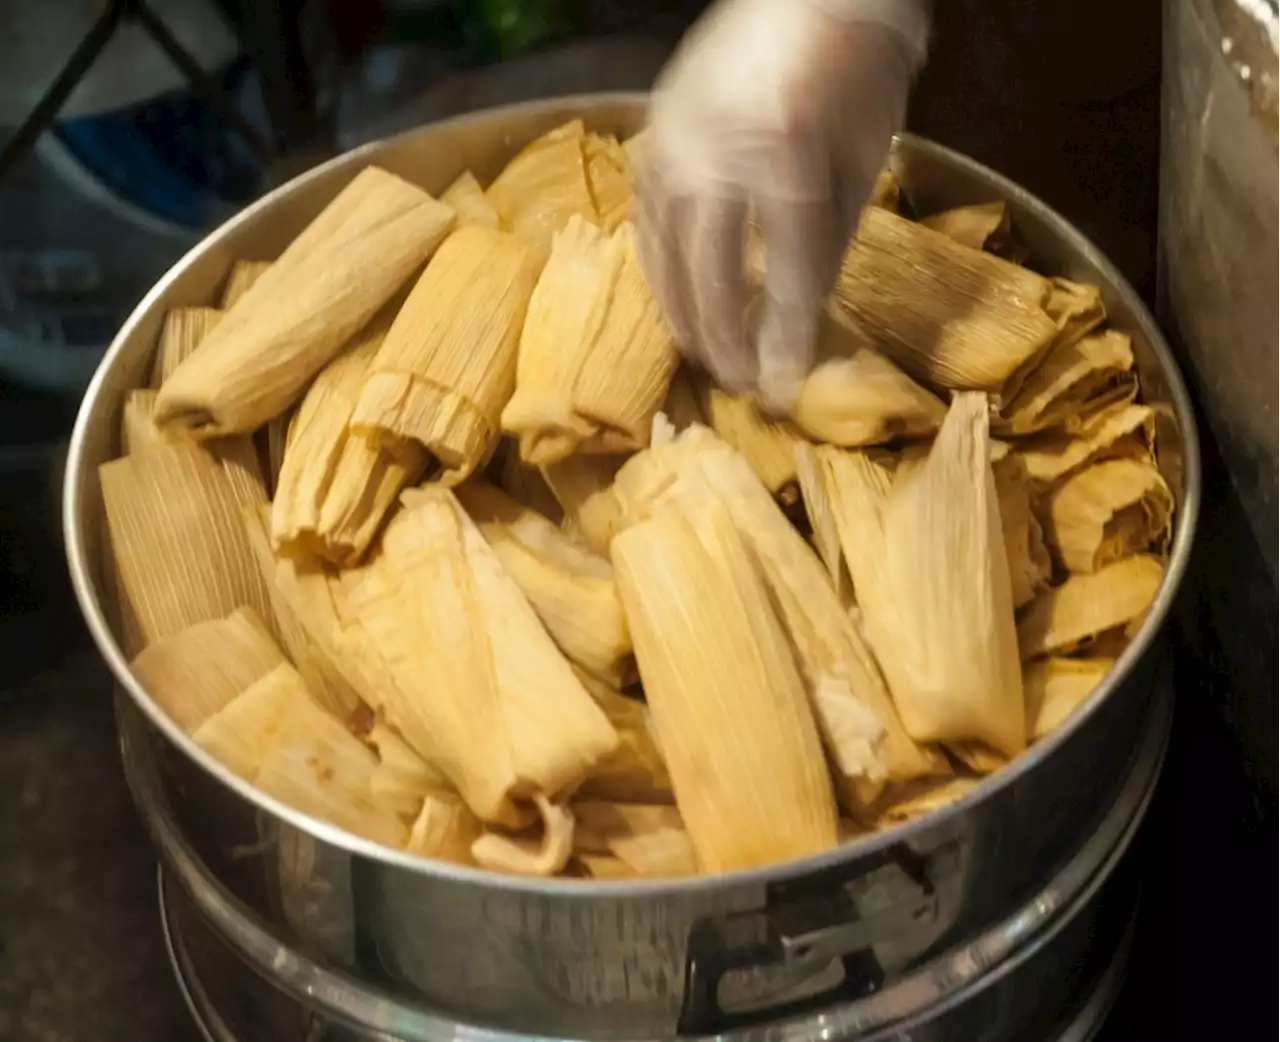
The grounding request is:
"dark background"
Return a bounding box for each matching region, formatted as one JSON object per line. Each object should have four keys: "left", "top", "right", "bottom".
{"left": 1, "top": 1, "right": 1274, "bottom": 1040}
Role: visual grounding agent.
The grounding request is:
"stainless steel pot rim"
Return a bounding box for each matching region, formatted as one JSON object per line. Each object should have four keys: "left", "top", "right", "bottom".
{"left": 62, "top": 92, "right": 1202, "bottom": 896}
{"left": 139, "top": 680, "right": 1170, "bottom": 1042}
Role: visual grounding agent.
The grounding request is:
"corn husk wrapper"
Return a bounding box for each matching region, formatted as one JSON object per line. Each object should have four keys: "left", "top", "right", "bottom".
{"left": 820, "top": 394, "right": 1026, "bottom": 756}
{"left": 405, "top": 791, "right": 482, "bottom": 864}
{"left": 833, "top": 207, "right": 1056, "bottom": 402}
{"left": 1042, "top": 458, "right": 1173, "bottom": 574}
{"left": 502, "top": 217, "right": 676, "bottom": 464}
{"left": 471, "top": 794, "right": 576, "bottom": 876}
{"left": 1015, "top": 403, "right": 1156, "bottom": 487}
{"left": 1024, "top": 657, "right": 1115, "bottom": 739}
{"left": 342, "top": 487, "right": 617, "bottom": 827}
{"left": 441, "top": 170, "right": 501, "bottom": 228}
{"left": 540, "top": 453, "right": 625, "bottom": 555}
{"left": 584, "top": 133, "right": 632, "bottom": 231}
{"left": 572, "top": 801, "right": 695, "bottom": 878}
{"left": 571, "top": 854, "right": 636, "bottom": 879}
{"left": 945, "top": 741, "right": 1008, "bottom": 775}
{"left": 455, "top": 481, "right": 631, "bottom": 685}
{"left": 662, "top": 367, "right": 705, "bottom": 432}
{"left": 693, "top": 375, "right": 805, "bottom": 498}
{"left": 130, "top": 606, "right": 285, "bottom": 733}
{"left": 869, "top": 777, "right": 982, "bottom": 829}
{"left": 572, "top": 668, "right": 673, "bottom": 803}
{"left": 998, "top": 330, "right": 1136, "bottom": 436}
{"left": 1044, "top": 278, "right": 1106, "bottom": 350}
{"left": 485, "top": 120, "right": 598, "bottom": 254}
{"left": 121, "top": 390, "right": 170, "bottom": 454}
{"left": 193, "top": 663, "right": 406, "bottom": 847}
{"left": 99, "top": 439, "right": 271, "bottom": 652}
{"left": 272, "top": 309, "right": 426, "bottom": 565}
{"left": 220, "top": 260, "right": 272, "bottom": 308}
{"left": 613, "top": 498, "right": 838, "bottom": 872}
{"left": 919, "top": 201, "right": 1017, "bottom": 254}
{"left": 614, "top": 425, "right": 946, "bottom": 805}
{"left": 156, "top": 167, "right": 456, "bottom": 437}
{"left": 361, "top": 718, "right": 452, "bottom": 821}
{"left": 350, "top": 226, "right": 540, "bottom": 483}
{"left": 488, "top": 439, "right": 564, "bottom": 522}
{"left": 992, "top": 453, "right": 1052, "bottom": 608}
{"left": 794, "top": 441, "right": 852, "bottom": 606}
{"left": 151, "top": 307, "right": 223, "bottom": 388}
{"left": 1017, "top": 555, "right": 1165, "bottom": 659}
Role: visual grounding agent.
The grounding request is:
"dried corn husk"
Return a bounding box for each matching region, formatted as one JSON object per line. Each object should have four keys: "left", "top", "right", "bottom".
{"left": 365, "top": 717, "right": 452, "bottom": 821}
{"left": 130, "top": 606, "right": 285, "bottom": 732}
{"left": 502, "top": 217, "right": 676, "bottom": 464}
{"left": 1044, "top": 278, "right": 1106, "bottom": 350}
{"left": 572, "top": 668, "right": 673, "bottom": 803}
{"left": 612, "top": 498, "right": 838, "bottom": 871}
{"left": 151, "top": 307, "right": 223, "bottom": 387}
{"left": 540, "top": 453, "right": 625, "bottom": 555}
{"left": 571, "top": 854, "right": 635, "bottom": 879}
{"left": 404, "top": 791, "right": 482, "bottom": 864}
{"left": 992, "top": 453, "right": 1052, "bottom": 608}
{"left": 794, "top": 441, "right": 851, "bottom": 606}
{"left": 693, "top": 374, "right": 805, "bottom": 498}
{"left": 220, "top": 260, "right": 272, "bottom": 308}
{"left": 1042, "top": 458, "right": 1173, "bottom": 574}
{"left": 869, "top": 777, "right": 982, "bottom": 828}
{"left": 820, "top": 394, "right": 1026, "bottom": 756}
{"left": 342, "top": 487, "right": 617, "bottom": 827}
{"left": 1024, "top": 657, "right": 1114, "bottom": 739}
{"left": 486, "top": 120, "right": 597, "bottom": 253}
{"left": 832, "top": 207, "right": 1056, "bottom": 402}
{"left": 156, "top": 167, "right": 456, "bottom": 437}
{"left": 614, "top": 425, "right": 946, "bottom": 804}
{"left": 584, "top": 133, "right": 632, "bottom": 231}
{"left": 662, "top": 367, "right": 704, "bottom": 432}
{"left": 1015, "top": 403, "right": 1156, "bottom": 487}
{"left": 455, "top": 480, "right": 631, "bottom": 684}
{"left": 272, "top": 309, "right": 427, "bottom": 565}
{"left": 441, "top": 170, "right": 501, "bottom": 228}
{"left": 121, "top": 390, "right": 170, "bottom": 454}
{"left": 488, "top": 438, "right": 564, "bottom": 522}
{"left": 472, "top": 794, "right": 575, "bottom": 876}
{"left": 1017, "top": 555, "right": 1165, "bottom": 659}
{"left": 99, "top": 439, "right": 271, "bottom": 652}
{"left": 350, "top": 226, "right": 540, "bottom": 483}
{"left": 572, "top": 801, "right": 695, "bottom": 877}
{"left": 868, "top": 168, "right": 900, "bottom": 211}
{"left": 919, "top": 201, "right": 1014, "bottom": 253}
{"left": 194, "top": 662, "right": 406, "bottom": 846}
{"left": 998, "top": 330, "right": 1136, "bottom": 435}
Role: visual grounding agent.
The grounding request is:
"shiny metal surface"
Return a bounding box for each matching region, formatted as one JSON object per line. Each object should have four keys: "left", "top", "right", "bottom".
{"left": 151, "top": 674, "right": 1165, "bottom": 1042}
{"left": 64, "top": 95, "right": 1201, "bottom": 1038}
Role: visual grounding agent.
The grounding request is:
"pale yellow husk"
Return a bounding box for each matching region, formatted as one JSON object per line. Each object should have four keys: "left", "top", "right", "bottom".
{"left": 156, "top": 167, "right": 456, "bottom": 436}
{"left": 1044, "top": 278, "right": 1106, "bottom": 350}
{"left": 919, "top": 201, "right": 1011, "bottom": 252}
{"left": 350, "top": 225, "right": 541, "bottom": 483}
{"left": 441, "top": 170, "right": 501, "bottom": 228}
{"left": 832, "top": 206, "right": 1056, "bottom": 402}
{"left": 571, "top": 667, "right": 673, "bottom": 803}
{"left": 404, "top": 791, "right": 482, "bottom": 864}
{"left": 219, "top": 260, "right": 273, "bottom": 308}
{"left": 998, "top": 330, "right": 1136, "bottom": 435}
{"left": 869, "top": 777, "right": 982, "bottom": 829}
{"left": 583, "top": 133, "right": 632, "bottom": 231}
{"left": 572, "top": 801, "right": 695, "bottom": 877}
{"left": 99, "top": 439, "right": 271, "bottom": 653}
{"left": 121, "top": 390, "right": 170, "bottom": 455}
{"left": 364, "top": 718, "right": 452, "bottom": 821}
{"left": 540, "top": 453, "right": 625, "bottom": 555}
{"left": 1015, "top": 403, "right": 1157, "bottom": 487}
{"left": 151, "top": 307, "right": 223, "bottom": 387}
{"left": 130, "top": 606, "right": 285, "bottom": 732}
{"left": 693, "top": 373, "right": 806, "bottom": 497}
{"left": 818, "top": 393, "right": 1026, "bottom": 757}
{"left": 992, "top": 453, "right": 1052, "bottom": 608}
{"left": 1042, "top": 458, "right": 1173, "bottom": 574}
{"left": 455, "top": 480, "right": 632, "bottom": 685}
{"left": 1017, "top": 555, "right": 1165, "bottom": 659}
{"left": 794, "top": 441, "right": 852, "bottom": 606}
{"left": 485, "top": 120, "right": 598, "bottom": 253}
{"left": 471, "top": 794, "right": 575, "bottom": 876}
{"left": 612, "top": 498, "right": 838, "bottom": 872}
{"left": 1024, "top": 657, "right": 1115, "bottom": 739}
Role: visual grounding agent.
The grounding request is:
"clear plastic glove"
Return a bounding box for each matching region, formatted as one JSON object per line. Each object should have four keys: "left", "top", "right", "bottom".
{"left": 636, "top": 0, "right": 931, "bottom": 412}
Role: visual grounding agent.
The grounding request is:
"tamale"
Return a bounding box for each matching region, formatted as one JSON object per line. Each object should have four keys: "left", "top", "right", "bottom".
{"left": 364, "top": 718, "right": 451, "bottom": 820}
{"left": 612, "top": 499, "right": 838, "bottom": 872}
{"left": 693, "top": 374, "right": 806, "bottom": 499}
{"left": 583, "top": 133, "right": 632, "bottom": 231}
{"left": 150, "top": 307, "right": 223, "bottom": 388}
{"left": 832, "top": 206, "right": 1057, "bottom": 402}
{"left": 540, "top": 453, "right": 625, "bottom": 555}
{"left": 455, "top": 480, "right": 632, "bottom": 685}
{"left": 220, "top": 260, "right": 272, "bottom": 308}
{"left": 919, "top": 201, "right": 1014, "bottom": 254}
{"left": 191, "top": 660, "right": 293, "bottom": 780}
{"left": 99, "top": 438, "right": 271, "bottom": 651}
{"left": 1024, "top": 657, "right": 1115, "bottom": 740}
{"left": 485, "top": 120, "right": 598, "bottom": 253}
{"left": 156, "top": 167, "right": 456, "bottom": 437}
{"left": 1017, "top": 555, "right": 1165, "bottom": 659}
{"left": 1042, "top": 459, "right": 1173, "bottom": 574}
{"left": 572, "top": 668, "right": 673, "bottom": 803}
{"left": 502, "top": 218, "right": 676, "bottom": 464}
{"left": 405, "top": 791, "right": 482, "bottom": 864}
{"left": 441, "top": 170, "right": 501, "bottom": 228}
{"left": 998, "top": 330, "right": 1136, "bottom": 436}
{"left": 794, "top": 441, "right": 851, "bottom": 605}
{"left": 272, "top": 309, "right": 426, "bottom": 565}
{"left": 820, "top": 394, "right": 1026, "bottom": 757}
{"left": 992, "top": 453, "right": 1052, "bottom": 608}
{"left": 1015, "top": 403, "right": 1156, "bottom": 487}
{"left": 1044, "top": 278, "right": 1106, "bottom": 350}
{"left": 472, "top": 794, "right": 575, "bottom": 876}
{"left": 131, "top": 606, "right": 285, "bottom": 733}
{"left": 869, "top": 777, "right": 982, "bottom": 829}
{"left": 342, "top": 487, "right": 617, "bottom": 827}
{"left": 350, "top": 226, "right": 541, "bottom": 483}
{"left": 613, "top": 425, "right": 946, "bottom": 804}
{"left": 488, "top": 438, "right": 564, "bottom": 522}
{"left": 573, "top": 801, "right": 695, "bottom": 878}
{"left": 121, "top": 390, "right": 170, "bottom": 455}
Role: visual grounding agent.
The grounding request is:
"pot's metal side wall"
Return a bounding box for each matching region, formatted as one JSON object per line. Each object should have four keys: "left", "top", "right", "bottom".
{"left": 1157, "top": 0, "right": 1279, "bottom": 802}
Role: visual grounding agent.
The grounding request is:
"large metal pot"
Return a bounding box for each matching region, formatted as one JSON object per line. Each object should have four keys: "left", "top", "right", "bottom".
{"left": 63, "top": 94, "right": 1200, "bottom": 1040}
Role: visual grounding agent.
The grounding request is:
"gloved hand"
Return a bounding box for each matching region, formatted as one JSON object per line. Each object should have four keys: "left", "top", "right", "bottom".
{"left": 636, "top": 0, "right": 932, "bottom": 412}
